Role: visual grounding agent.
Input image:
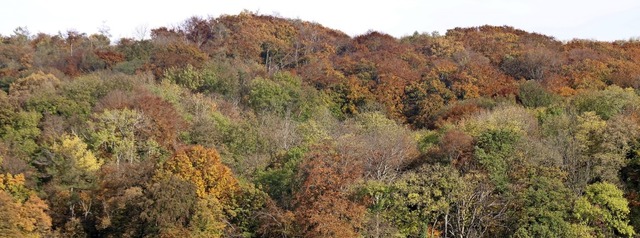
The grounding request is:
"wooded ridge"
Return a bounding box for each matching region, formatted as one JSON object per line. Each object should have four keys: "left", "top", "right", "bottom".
{"left": 1, "top": 12, "right": 640, "bottom": 237}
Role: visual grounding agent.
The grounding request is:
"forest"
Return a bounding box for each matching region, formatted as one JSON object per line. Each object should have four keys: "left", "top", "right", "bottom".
{"left": 1, "top": 11, "right": 640, "bottom": 237}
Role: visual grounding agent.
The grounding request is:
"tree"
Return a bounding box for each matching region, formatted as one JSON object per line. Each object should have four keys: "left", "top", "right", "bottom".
{"left": 474, "top": 128, "right": 520, "bottom": 192}
{"left": 501, "top": 46, "right": 560, "bottom": 81}
{"left": 256, "top": 147, "right": 304, "bottom": 209}
{"left": 386, "top": 164, "right": 460, "bottom": 237}
{"left": 95, "top": 50, "right": 124, "bottom": 70}
{"left": 56, "top": 30, "right": 108, "bottom": 76}
{"left": 91, "top": 108, "right": 143, "bottom": 165}
{"left": 518, "top": 80, "right": 557, "bottom": 108}
{"left": 402, "top": 78, "right": 455, "bottom": 128}
{"left": 462, "top": 105, "right": 536, "bottom": 137}
{"left": 188, "top": 193, "right": 225, "bottom": 238}
{"left": 150, "top": 41, "right": 208, "bottom": 79}
{"left": 47, "top": 134, "right": 102, "bottom": 189}
{"left": 114, "top": 38, "right": 154, "bottom": 74}
{"left": 161, "top": 145, "right": 238, "bottom": 200}
{"left": 93, "top": 88, "right": 185, "bottom": 153}
{"left": 9, "top": 71, "right": 60, "bottom": 104}
{"left": 294, "top": 143, "right": 365, "bottom": 237}
{"left": 159, "top": 145, "right": 245, "bottom": 237}
{"left": 134, "top": 90, "right": 186, "bottom": 152}
{"left": 433, "top": 129, "right": 475, "bottom": 171}
{"left": 572, "top": 85, "right": 640, "bottom": 120}
{"left": 447, "top": 172, "right": 508, "bottom": 238}
{"left": 1, "top": 110, "right": 41, "bottom": 158}
{"left": 247, "top": 71, "right": 313, "bottom": 119}
{"left": 511, "top": 167, "right": 576, "bottom": 238}
{"left": 0, "top": 30, "right": 33, "bottom": 87}
{"left": 91, "top": 161, "right": 157, "bottom": 237}
{"left": 569, "top": 112, "right": 637, "bottom": 190}
{"left": 574, "top": 182, "right": 635, "bottom": 237}
{"left": 0, "top": 173, "right": 52, "bottom": 237}
{"left": 338, "top": 112, "right": 418, "bottom": 182}
{"left": 142, "top": 175, "right": 199, "bottom": 237}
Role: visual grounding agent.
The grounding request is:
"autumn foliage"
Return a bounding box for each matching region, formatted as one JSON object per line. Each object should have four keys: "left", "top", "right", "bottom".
{"left": 1, "top": 11, "right": 640, "bottom": 237}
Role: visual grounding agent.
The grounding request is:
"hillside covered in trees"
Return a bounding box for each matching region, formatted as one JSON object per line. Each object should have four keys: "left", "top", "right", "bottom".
{"left": 2, "top": 11, "right": 640, "bottom": 237}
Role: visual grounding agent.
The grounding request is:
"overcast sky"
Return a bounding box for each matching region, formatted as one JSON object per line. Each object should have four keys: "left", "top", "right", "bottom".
{"left": 1, "top": 0, "right": 639, "bottom": 42}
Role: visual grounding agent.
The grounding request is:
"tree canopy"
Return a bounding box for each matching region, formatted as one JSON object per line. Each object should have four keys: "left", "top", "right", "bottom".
{"left": 1, "top": 12, "right": 640, "bottom": 237}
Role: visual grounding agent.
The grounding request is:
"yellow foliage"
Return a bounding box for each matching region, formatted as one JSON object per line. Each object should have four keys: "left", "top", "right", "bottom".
{"left": 460, "top": 105, "right": 536, "bottom": 137}
{"left": 158, "top": 146, "right": 238, "bottom": 237}
{"left": 9, "top": 71, "right": 60, "bottom": 98}
{"left": 52, "top": 134, "right": 102, "bottom": 172}
{"left": 0, "top": 173, "right": 28, "bottom": 200}
{"left": 557, "top": 86, "right": 576, "bottom": 96}
{"left": 0, "top": 173, "right": 52, "bottom": 237}
{"left": 163, "top": 145, "right": 238, "bottom": 199}
{"left": 576, "top": 111, "right": 606, "bottom": 152}
{"left": 425, "top": 226, "right": 442, "bottom": 238}
{"left": 188, "top": 195, "right": 226, "bottom": 238}
{"left": 0, "top": 173, "right": 25, "bottom": 188}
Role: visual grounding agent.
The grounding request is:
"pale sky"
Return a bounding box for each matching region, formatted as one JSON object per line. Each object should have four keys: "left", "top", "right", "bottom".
{"left": 1, "top": 0, "right": 639, "bottom": 42}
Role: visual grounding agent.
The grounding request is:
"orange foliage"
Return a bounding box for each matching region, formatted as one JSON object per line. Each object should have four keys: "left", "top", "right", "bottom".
{"left": 163, "top": 145, "right": 238, "bottom": 199}
{"left": 434, "top": 101, "right": 485, "bottom": 127}
{"left": 134, "top": 89, "right": 186, "bottom": 151}
{"left": 95, "top": 50, "right": 125, "bottom": 69}
{"left": 0, "top": 173, "right": 52, "bottom": 236}
{"left": 294, "top": 144, "right": 366, "bottom": 237}
{"left": 94, "top": 88, "right": 186, "bottom": 152}
{"left": 434, "top": 130, "right": 476, "bottom": 171}
{"left": 149, "top": 41, "right": 208, "bottom": 78}
{"left": 0, "top": 43, "right": 33, "bottom": 79}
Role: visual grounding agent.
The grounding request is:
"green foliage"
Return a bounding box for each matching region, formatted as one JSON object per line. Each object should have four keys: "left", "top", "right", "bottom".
{"left": 221, "top": 118, "right": 266, "bottom": 160}
{"left": 250, "top": 71, "right": 323, "bottom": 121}
{"left": 113, "top": 59, "right": 146, "bottom": 74}
{"left": 518, "top": 80, "right": 557, "bottom": 108}
{"left": 188, "top": 194, "right": 225, "bottom": 238}
{"left": 90, "top": 109, "right": 142, "bottom": 165}
{"left": 388, "top": 164, "right": 462, "bottom": 237}
{"left": 198, "top": 62, "right": 240, "bottom": 97}
{"left": 226, "top": 182, "right": 270, "bottom": 237}
{"left": 164, "top": 62, "right": 240, "bottom": 97}
{"left": 535, "top": 105, "right": 565, "bottom": 136}
{"left": 572, "top": 112, "right": 635, "bottom": 187}
{"left": 256, "top": 147, "right": 304, "bottom": 208}
{"left": 297, "top": 119, "right": 332, "bottom": 146}
{"left": 356, "top": 180, "right": 402, "bottom": 238}
{"left": 117, "top": 39, "right": 153, "bottom": 62}
{"left": 248, "top": 72, "right": 301, "bottom": 116}
{"left": 573, "top": 85, "right": 640, "bottom": 120}
{"left": 353, "top": 111, "right": 398, "bottom": 132}
{"left": 143, "top": 175, "right": 199, "bottom": 236}
{"left": 574, "top": 182, "right": 635, "bottom": 237}
{"left": 47, "top": 134, "right": 102, "bottom": 189}
{"left": 25, "top": 89, "right": 88, "bottom": 118}
{"left": 59, "top": 73, "right": 104, "bottom": 109}
{"left": 69, "top": 71, "right": 138, "bottom": 101}
{"left": 474, "top": 128, "right": 520, "bottom": 192}
{"left": 1, "top": 110, "right": 41, "bottom": 157}
{"left": 416, "top": 130, "right": 440, "bottom": 153}
{"left": 3, "top": 13, "right": 640, "bottom": 238}
{"left": 512, "top": 168, "right": 575, "bottom": 238}
{"left": 164, "top": 64, "right": 206, "bottom": 91}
